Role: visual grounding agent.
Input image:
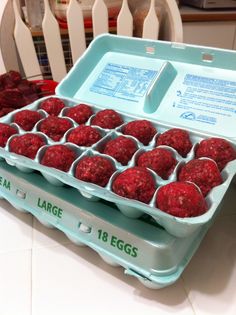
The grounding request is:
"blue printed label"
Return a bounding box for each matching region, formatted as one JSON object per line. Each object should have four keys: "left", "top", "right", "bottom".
{"left": 157, "top": 72, "right": 236, "bottom": 137}
{"left": 90, "top": 63, "right": 157, "bottom": 102}
{"left": 177, "top": 74, "right": 236, "bottom": 125}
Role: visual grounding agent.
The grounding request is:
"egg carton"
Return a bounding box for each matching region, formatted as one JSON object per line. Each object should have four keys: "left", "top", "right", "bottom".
{"left": 0, "top": 159, "right": 211, "bottom": 289}
{"left": 0, "top": 94, "right": 235, "bottom": 238}
{"left": 1, "top": 34, "right": 236, "bottom": 238}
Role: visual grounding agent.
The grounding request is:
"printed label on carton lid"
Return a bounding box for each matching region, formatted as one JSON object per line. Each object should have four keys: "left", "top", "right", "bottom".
{"left": 156, "top": 72, "right": 236, "bottom": 138}
{"left": 90, "top": 63, "right": 157, "bottom": 102}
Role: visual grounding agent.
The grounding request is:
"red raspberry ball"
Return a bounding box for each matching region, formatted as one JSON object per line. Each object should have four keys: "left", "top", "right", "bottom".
{"left": 178, "top": 158, "right": 222, "bottom": 196}
{"left": 195, "top": 137, "right": 236, "bottom": 171}
{"left": 112, "top": 166, "right": 156, "bottom": 204}
{"left": 156, "top": 128, "right": 192, "bottom": 157}
{"left": 137, "top": 147, "right": 177, "bottom": 179}
{"left": 122, "top": 120, "right": 157, "bottom": 145}
{"left": 91, "top": 109, "right": 123, "bottom": 129}
{"left": 39, "top": 116, "right": 73, "bottom": 141}
{"left": 0, "top": 123, "right": 18, "bottom": 147}
{"left": 0, "top": 108, "right": 15, "bottom": 117}
{"left": 40, "top": 145, "right": 76, "bottom": 172}
{"left": 156, "top": 181, "right": 207, "bottom": 218}
{"left": 65, "top": 104, "right": 93, "bottom": 124}
{"left": 9, "top": 133, "right": 46, "bottom": 159}
{"left": 13, "top": 110, "right": 43, "bottom": 131}
{"left": 75, "top": 155, "right": 115, "bottom": 187}
{"left": 103, "top": 136, "right": 138, "bottom": 165}
{"left": 1, "top": 70, "right": 21, "bottom": 88}
{"left": 39, "top": 97, "right": 65, "bottom": 116}
{"left": 67, "top": 125, "right": 102, "bottom": 147}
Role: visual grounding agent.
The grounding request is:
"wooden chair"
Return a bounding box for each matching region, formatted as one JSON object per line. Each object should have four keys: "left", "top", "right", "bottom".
{"left": 0, "top": 0, "right": 183, "bottom": 82}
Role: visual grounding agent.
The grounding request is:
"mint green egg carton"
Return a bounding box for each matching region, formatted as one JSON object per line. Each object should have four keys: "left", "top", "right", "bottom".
{"left": 1, "top": 34, "right": 236, "bottom": 238}
{"left": 0, "top": 159, "right": 211, "bottom": 289}
{"left": 56, "top": 34, "right": 236, "bottom": 236}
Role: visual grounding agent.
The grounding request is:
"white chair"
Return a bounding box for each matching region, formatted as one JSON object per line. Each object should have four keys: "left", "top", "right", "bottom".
{"left": 0, "top": 0, "right": 183, "bottom": 82}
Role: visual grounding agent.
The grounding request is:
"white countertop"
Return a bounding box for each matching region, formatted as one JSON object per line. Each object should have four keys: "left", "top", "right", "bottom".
{"left": 0, "top": 180, "right": 236, "bottom": 315}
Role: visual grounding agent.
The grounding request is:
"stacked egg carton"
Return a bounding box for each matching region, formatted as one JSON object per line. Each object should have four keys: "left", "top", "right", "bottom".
{"left": 1, "top": 34, "right": 236, "bottom": 288}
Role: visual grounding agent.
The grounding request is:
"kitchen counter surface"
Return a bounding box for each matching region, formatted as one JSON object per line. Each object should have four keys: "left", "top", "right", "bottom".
{"left": 0, "top": 180, "right": 236, "bottom": 315}
{"left": 180, "top": 5, "right": 236, "bottom": 21}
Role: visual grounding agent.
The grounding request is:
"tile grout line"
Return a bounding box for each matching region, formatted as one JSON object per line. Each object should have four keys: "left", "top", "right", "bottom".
{"left": 180, "top": 276, "right": 197, "bottom": 315}
{"left": 32, "top": 217, "right": 72, "bottom": 251}
{"left": 31, "top": 216, "right": 36, "bottom": 315}
{"left": 30, "top": 248, "right": 33, "bottom": 315}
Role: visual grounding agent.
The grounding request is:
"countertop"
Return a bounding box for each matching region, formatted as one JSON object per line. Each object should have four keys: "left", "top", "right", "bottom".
{"left": 0, "top": 180, "right": 236, "bottom": 315}
{"left": 180, "top": 5, "right": 236, "bottom": 22}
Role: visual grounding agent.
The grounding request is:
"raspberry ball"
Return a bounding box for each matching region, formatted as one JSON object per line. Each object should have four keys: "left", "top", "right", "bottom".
{"left": 39, "top": 116, "right": 73, "bottom": 141}
{"left": 156, "top": 128, "right": 192, "bottom": 157}
{"left": 91, "top": 109, "right": 123, "bottom": 129}
{"left": 40, "top": 145, "right": 76, "bottom": 172}
{"left": 112, "top": 167, "right": 156, "bottom": 204}
{"left": 9, "top": 133, "right": 46, "bottom": 159}
{"left": 67, "top": 125, "right": 102, "bottom": 147}
{"left": 156, "top": 181, "right": 207, "bottom": 218}
{"left": 13, "top": 110, "right": 43, "bottom": 131}
{"left": 178, "top": 158, "right": 222, "bottom": 196}
{"left": 75, "top": 155, "right": 115, "bottom": 187}
{"left": 137, "top": 148, "right": 177, "bottom": 179}
{"left": 65, "top": 104, "right": 93, "bottom": 124}
{"left": 195, "top": 137, "right": 236, "bottom": 171}
{"left": 0, "top": 123, "right": 18, "bottom": 147}
{"left": 103, "top": 136, "right": 138, "bottom": 165}
{"left": 39, "top": 97, "right": 65, "bottom": 116}
{"left": 0, "top": 108, "right": 14, "bottom": 117}
{"left": 122, "top": 120, "right": 157, "bottom": 145}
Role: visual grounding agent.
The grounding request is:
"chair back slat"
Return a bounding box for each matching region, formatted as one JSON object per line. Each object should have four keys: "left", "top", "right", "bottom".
{"left": 117, "top": 0, "right": 133, "bottom": 37}
{"left": 161, "top": 0, "right": 183, "bottom": 42}
{"left": 0, "top": 0, "right": 183, "bottom": 80}
{"left": 142, "top": 0, "right": 159, "bottom": 40}
{"left": 92, "top": 0, "right": 109, "bottom": 38}
{"left": 67, "top": 0, "right": 86, "bottom": 64}
{"left": 42, "top": 0, "right": 67, "bottom": 82}
{"left": 0, "top": 0, "right": 19, "bottom": 73}
{"left": 13, "top": 0, "right": 42, "bottom": 79}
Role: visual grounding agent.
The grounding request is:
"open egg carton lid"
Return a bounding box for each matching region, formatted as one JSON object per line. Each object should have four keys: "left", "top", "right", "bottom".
{"left": 57, "top": 34, "right": 236, "bottom": 141}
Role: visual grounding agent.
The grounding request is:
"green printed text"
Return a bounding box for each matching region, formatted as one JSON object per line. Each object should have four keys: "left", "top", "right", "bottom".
{"left": 0, "top": 176, "right": 11, "bottom": 190}
{"left": 37, "top": 198, "right": 63, "bottom": 219}
{"left": 98, "top": 229, "right": 138, "bottom": 258}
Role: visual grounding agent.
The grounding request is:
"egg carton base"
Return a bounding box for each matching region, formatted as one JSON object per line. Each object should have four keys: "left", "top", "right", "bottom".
{"left": 0, "top": 160, "right": 210, "bottom": 289}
